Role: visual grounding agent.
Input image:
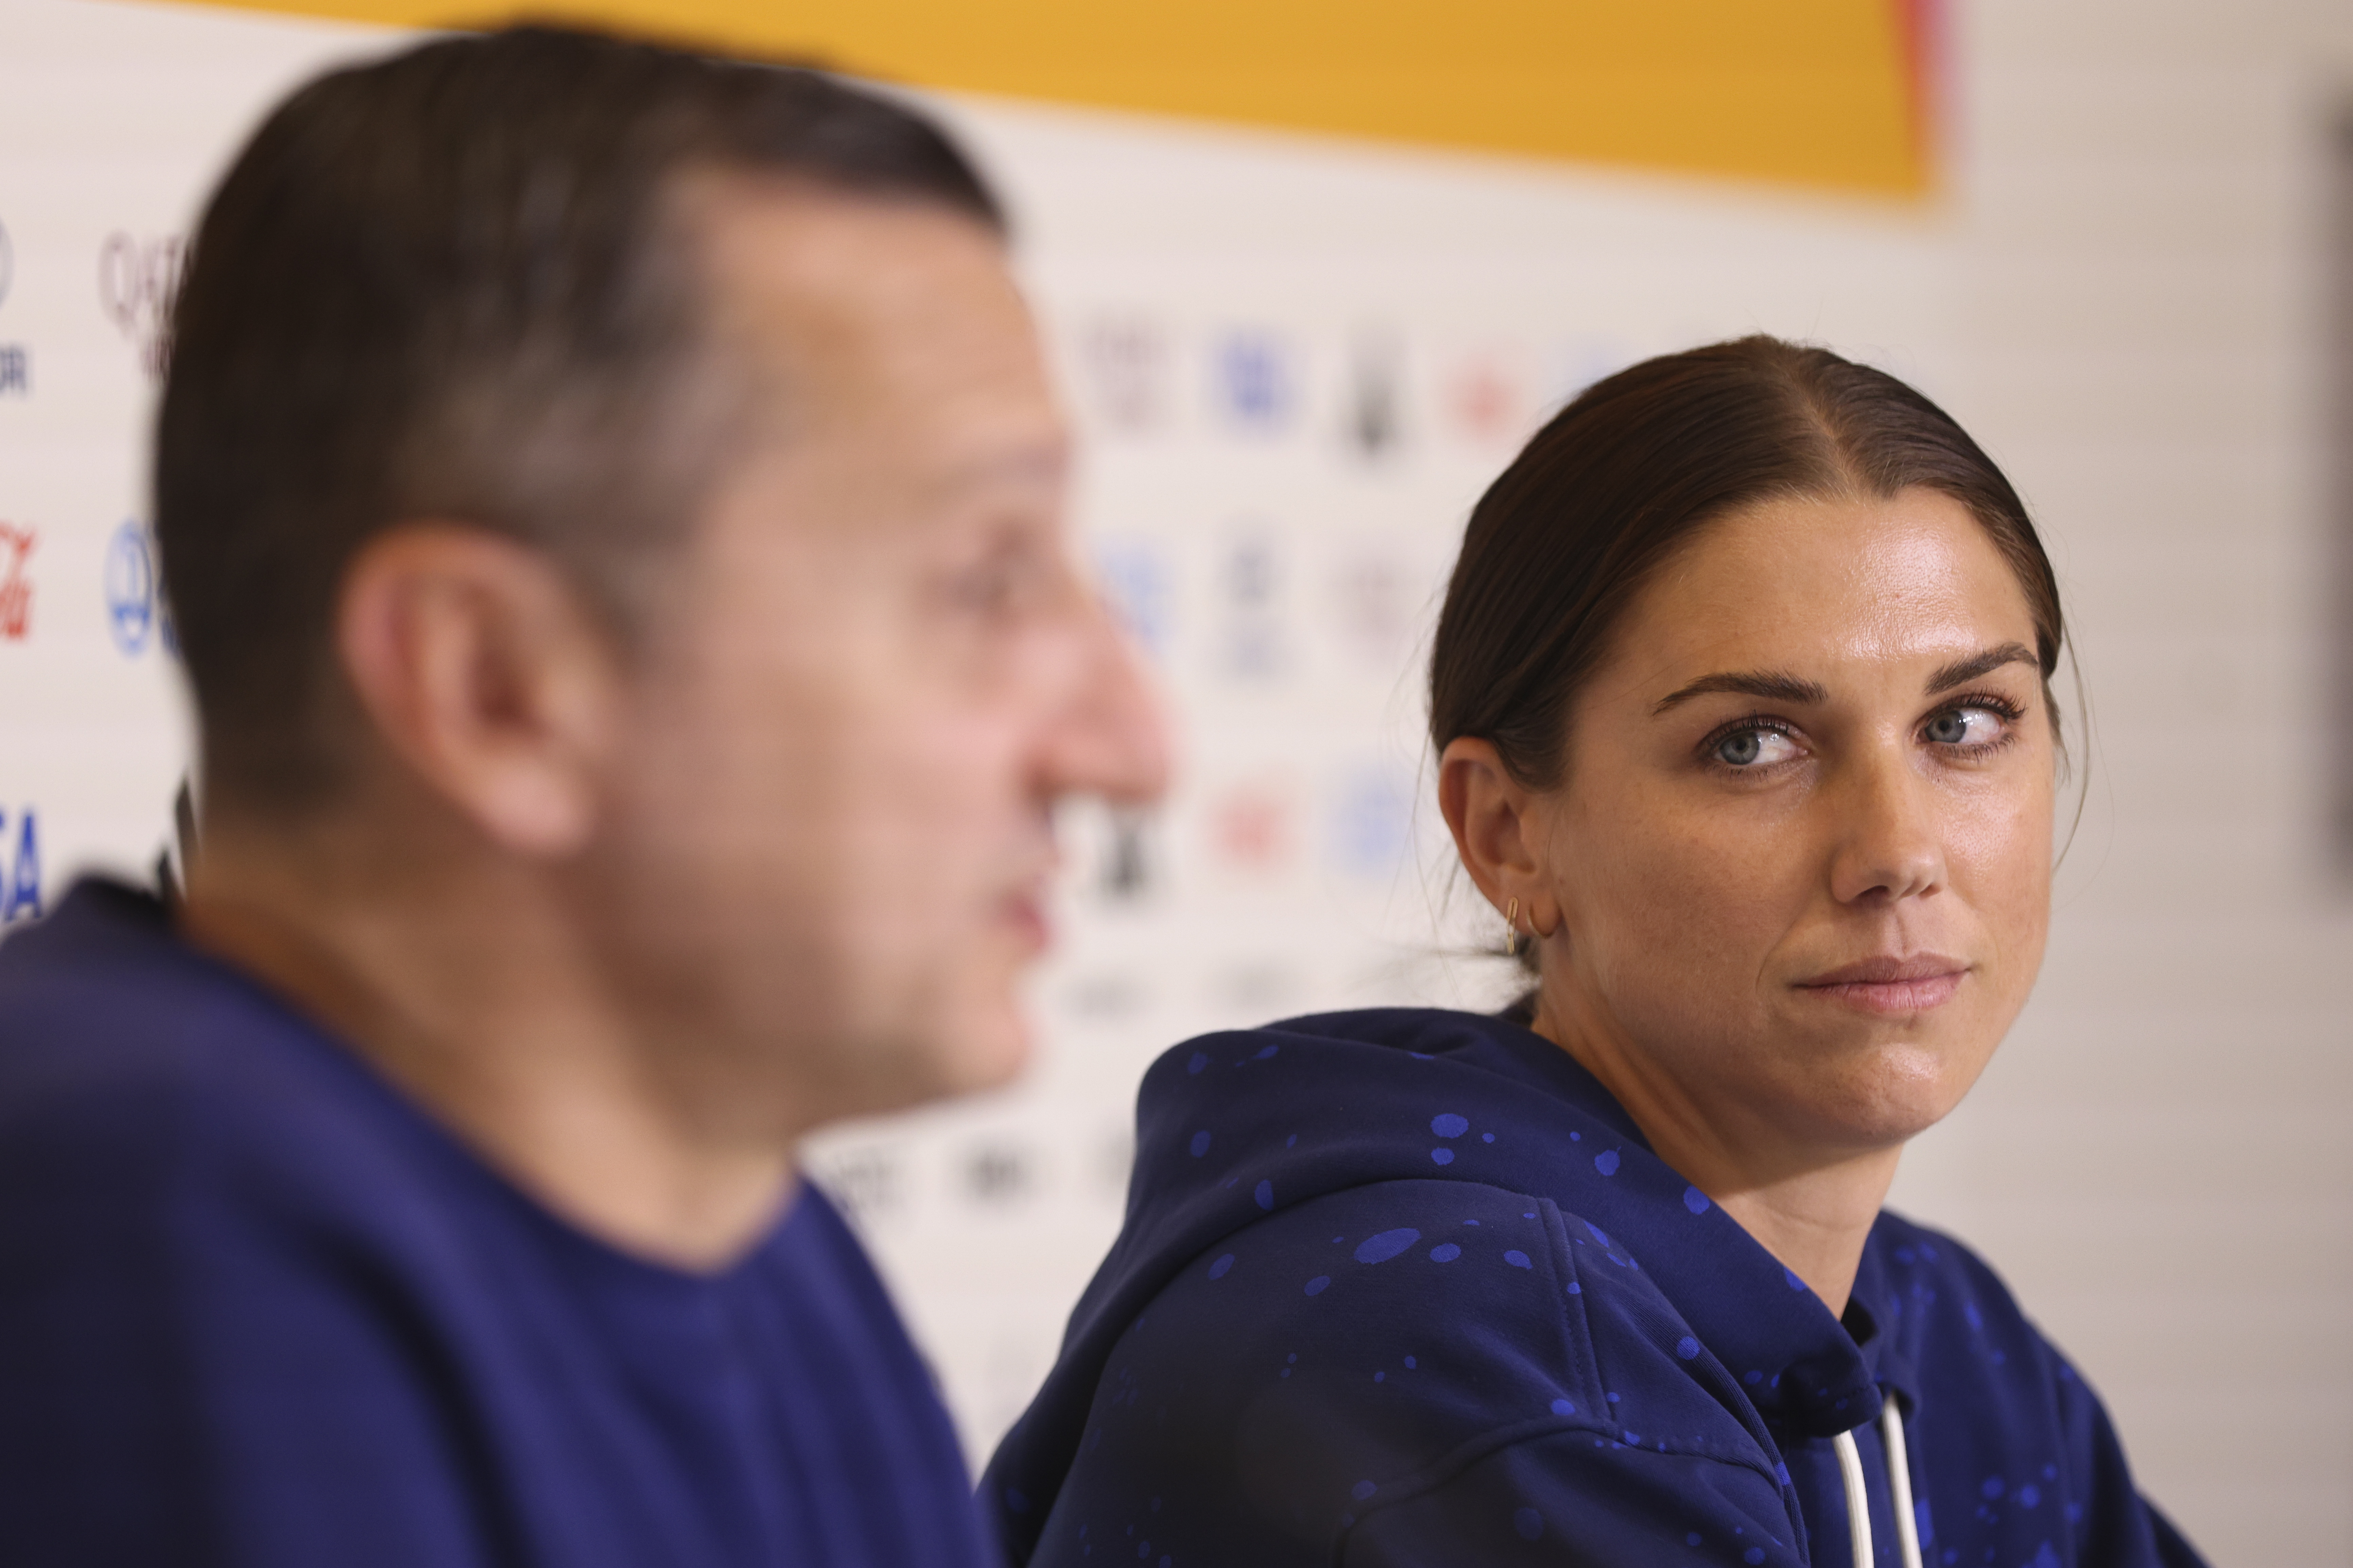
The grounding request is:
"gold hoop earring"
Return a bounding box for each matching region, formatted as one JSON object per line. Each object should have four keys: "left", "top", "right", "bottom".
{"left": 1503, "top": 896, "right": 1526, "bottom": 959}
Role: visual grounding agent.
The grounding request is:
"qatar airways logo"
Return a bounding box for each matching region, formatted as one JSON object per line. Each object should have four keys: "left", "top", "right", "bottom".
{"left": 99, "top": 231, "right": 186, "bottom": 381}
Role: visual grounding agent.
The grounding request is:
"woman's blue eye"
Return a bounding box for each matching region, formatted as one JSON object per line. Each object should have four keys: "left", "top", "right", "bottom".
{"left": 1713, "top": 728, "right": 1797, "bottom": 768}
{"left": 1925, "top": 707, "right": 2002, "bottom": 746}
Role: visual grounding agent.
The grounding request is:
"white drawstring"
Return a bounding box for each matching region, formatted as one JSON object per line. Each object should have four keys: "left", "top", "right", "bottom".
{"left": 1882, "top": 1397, "right": 1923, "bottom": 1568}
{"left": 1831, "top": 1400, "right": 1924, "bottom": 1568}
{"left": 1831, "top": 1429, "right": 1872, "bottom": 1567}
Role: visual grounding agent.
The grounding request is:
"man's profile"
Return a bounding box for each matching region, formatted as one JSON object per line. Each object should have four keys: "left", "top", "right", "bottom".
{"left": 0, "top": 25, "right": 1164, "bottom": 1564}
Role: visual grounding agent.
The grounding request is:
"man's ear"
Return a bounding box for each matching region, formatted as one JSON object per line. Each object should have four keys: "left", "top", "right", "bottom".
{"left": 1436, "top": 737, "right": 1561, "bottom": 940}
{"left": 335, "top": 524, "right": 619, "bottom": 857}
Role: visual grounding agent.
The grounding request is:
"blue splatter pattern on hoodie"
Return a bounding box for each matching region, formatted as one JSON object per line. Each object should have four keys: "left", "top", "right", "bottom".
{"left": 983, "top": 1009, "right": 2205, "bottom": 1568}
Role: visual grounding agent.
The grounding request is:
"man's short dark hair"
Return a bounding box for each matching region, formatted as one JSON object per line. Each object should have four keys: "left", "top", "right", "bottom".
{"left": 157, "top": 24, "right": 1005, "bottom": 807}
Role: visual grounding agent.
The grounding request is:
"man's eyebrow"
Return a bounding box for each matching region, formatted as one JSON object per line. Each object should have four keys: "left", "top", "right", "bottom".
{"left": 1650, "top": 671, "right": 1830, "bottom": 716}
{"left": 1924, "top": 641, "right": 2039, "bottom": 696}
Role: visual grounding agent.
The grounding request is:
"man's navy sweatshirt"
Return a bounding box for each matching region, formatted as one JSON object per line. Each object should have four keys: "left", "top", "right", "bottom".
{"left": 0, "top": 880, "right": 996, "bottom": 1568}
{"left": 982, "top": 1007, "right": 2205, "bottom": 1568}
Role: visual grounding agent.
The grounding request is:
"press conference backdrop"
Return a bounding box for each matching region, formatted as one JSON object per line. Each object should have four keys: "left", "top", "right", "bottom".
{"left": 3, "top": 0, "right": 2351, "bottom": 1558}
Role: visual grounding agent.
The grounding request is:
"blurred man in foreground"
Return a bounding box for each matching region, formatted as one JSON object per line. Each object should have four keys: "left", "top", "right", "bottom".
{"left": 0, "top": 26, "right": 1163, "bottom": 1565}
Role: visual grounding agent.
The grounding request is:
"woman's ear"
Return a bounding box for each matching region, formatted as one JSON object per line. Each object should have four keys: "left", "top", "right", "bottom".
{"left": 1437, "top": 737, "right": 1562, "bottom": 940}
{"left": 335, "top": 523, "right": 620, "bottom": 858}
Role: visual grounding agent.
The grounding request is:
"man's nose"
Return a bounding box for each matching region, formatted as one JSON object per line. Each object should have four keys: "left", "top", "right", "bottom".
{"left": 1043, "top": 597, "right": 1172, "bottom": 809}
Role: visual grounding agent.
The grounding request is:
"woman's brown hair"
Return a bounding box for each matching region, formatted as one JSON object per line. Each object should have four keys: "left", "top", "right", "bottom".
{"left": 1429, "top": 335, "right": 2065, "bottom": 789}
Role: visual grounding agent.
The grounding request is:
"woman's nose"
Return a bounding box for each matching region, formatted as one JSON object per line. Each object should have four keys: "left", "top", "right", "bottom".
{"left": 1825, "top": 744, "right": 1947, "bottom": 907}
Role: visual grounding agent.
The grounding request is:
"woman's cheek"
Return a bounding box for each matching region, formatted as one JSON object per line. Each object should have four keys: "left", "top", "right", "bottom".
{"left": 1597, "top": 804, "right": 1788, "bottom": 1030}
{"left": 1951, "top": 779, "right": 2054, "bottom": 1003}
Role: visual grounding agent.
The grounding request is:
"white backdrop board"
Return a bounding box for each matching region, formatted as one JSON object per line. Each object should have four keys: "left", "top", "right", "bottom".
{"left": 3, "top": 0, "right": 2350, "bottom": 1560}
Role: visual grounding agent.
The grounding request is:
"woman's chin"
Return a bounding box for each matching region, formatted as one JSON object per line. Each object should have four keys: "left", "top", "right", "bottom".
{"left": 1780, "top": 1046, "right": 1975, "bottom": 1152}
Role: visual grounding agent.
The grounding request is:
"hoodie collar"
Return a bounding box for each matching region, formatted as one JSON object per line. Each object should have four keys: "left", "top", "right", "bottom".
{"left": 1844, "top": 1224, "right": 1922, "bottom": 1416}
{"left": 1351, "top": 1009, "right": 1891, "bottom": 1439}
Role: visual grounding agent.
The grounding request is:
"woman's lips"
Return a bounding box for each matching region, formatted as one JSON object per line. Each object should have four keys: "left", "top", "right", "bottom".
{"left": 1792, "top": 955, "right": 1967, "bottom": 1015}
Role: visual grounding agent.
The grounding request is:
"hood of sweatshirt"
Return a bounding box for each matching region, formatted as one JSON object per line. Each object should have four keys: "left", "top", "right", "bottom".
{"left": 986, "top": 1009, "right": 1900, "bottom": 1551}
{"left": 984, "top": 1007, "right": 2203, "bottom": 1568}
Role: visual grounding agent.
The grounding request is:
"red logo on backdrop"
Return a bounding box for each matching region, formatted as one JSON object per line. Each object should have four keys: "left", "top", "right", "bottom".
{"left": 0, "top": 524, "right": 33, "bottom": 640}
{"left": 1209, "top": 780, "right": 1294, "bottom": 873}
{"left": 1444, "top": 352, "right": 1526, "bottom": 445}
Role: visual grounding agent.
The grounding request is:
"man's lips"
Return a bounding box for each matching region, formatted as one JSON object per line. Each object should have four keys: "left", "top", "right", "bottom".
{"left": 1792, "top": 954, "right": 1968, "bottom": 1015}
{"left": 997, "top": 882, "right": 1053, "bottom": 950}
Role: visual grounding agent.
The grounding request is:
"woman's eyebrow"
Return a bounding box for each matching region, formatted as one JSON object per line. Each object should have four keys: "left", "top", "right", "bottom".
{"left": 1650, "top": 671, "right": 1828, "bottom": 716}
{"left": 1924, "top": 641, "right": 2038, "bottom": 695}
{"left": 1650, "top": 642, "right": 2039, "bottom": 717}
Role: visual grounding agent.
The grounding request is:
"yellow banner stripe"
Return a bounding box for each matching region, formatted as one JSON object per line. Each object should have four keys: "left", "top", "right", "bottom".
{"left": 172, "top": 0, "right": 1929, "bottom": 194}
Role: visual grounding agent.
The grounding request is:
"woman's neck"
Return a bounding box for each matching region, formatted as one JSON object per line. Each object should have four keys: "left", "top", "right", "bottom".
{"left": 1529, "top": 986, "right": 1903, "bottom": 1317}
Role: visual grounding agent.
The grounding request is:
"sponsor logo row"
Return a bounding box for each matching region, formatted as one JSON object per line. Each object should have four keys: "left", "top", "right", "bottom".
{"left": 0, "top": 518, "right": 174, "bottom": 656}
{"left": 1069, "top": 756, "right": 1417, "bottom": 906}
{"left": 1069, "top": 314, "right": 1630, "bottom": 455}
{"left": 1094, "top": 529, "right": 1429, "bottom": 686}
{"left": 4, "top": 512, "right": 1432, "bottom": 689}
{"left": 0, "top": 219, "right": 185, "bottom": 390}
{"left": 0, "top": 513, "right": 1419, "bottom": 682}
{"left": 814, "top": 1124, "right": 1135, "bottom": 1225}
{"left": 0, "top": 216, "right": 1629, "bottom": 447}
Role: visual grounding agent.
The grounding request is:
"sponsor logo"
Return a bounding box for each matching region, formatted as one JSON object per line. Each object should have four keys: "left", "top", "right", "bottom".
{"left": 99, "top": 231, "right": 186, "bottom": 380}
{"left": 0, "top": 805, "right": 41, "bottom": 925}
{"left": 104, "top": 520, "right": 173, "bottom": 656}
{"left": 1327, "top": 547, "right": 1419, "bottom": 669}
{"left": 962, "top": 1142, "right": 1031, "bottom": 1206}
{"left": 1217, "top": 530, "right": 1286, "bottom": 680}
{"left": 811, "top": 1142, "right": 904, "bottom": 1222}
{"left": 1343, "top": 330, "right": 1405, "bottom": 460}
{"left": 0, "top": 523, "right": 33, "bottom": 641}
{"left": 1098, "top": 808, "right": 1155, "bottom": 902}
{"left": 1076, "top": 313, "right": 1169, "bottom": 433}
{"left": 1442, "top": 348, "right": 1528, "bottom": 446}
{"left": 0, "top": 229, "right": 24, "bottom": 397}
{"left": 1212, "top": 329, "right": 1294, "bottom": 434}
{"left": 1206, "top": 776, "right": 1295, "bottom": 874}
{"left": 1330, "top": 763, "right": 1415, "bottom": 878}
{"left": 1094, "top": 538, "right": 1172, "bottom": 659}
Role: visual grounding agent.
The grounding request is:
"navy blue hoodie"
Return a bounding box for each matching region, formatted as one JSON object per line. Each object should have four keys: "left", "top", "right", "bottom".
{"left": 983, "top": 1008, "right": 2203, "bottom": 1568}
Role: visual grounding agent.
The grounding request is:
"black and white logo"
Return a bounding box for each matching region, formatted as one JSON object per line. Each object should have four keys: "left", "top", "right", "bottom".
{"left": 99, "top": 231, "right": 186, "bottom": 380}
